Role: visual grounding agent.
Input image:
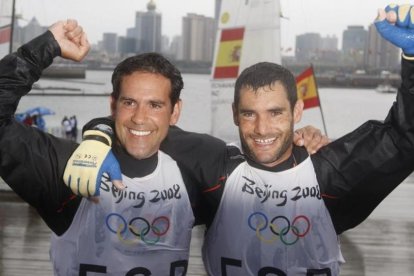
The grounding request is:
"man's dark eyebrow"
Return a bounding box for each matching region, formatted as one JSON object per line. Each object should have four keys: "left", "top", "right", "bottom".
{"left": 267, "top": 107, "right": 285, "bottom": 112}
{"left": 119, "top": 96, "right": 134, "bottom": 101}
{"left": 239, "top": 106, "right": 286, "bottom": 113}
{"left": 149, "top": 99, "right": 166, "bottom": 105}
{"left": 117, "top": 97, "right": 167, "bottom": 106}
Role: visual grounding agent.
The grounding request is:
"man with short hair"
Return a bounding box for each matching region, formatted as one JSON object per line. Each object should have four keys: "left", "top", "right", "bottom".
{"left": 0, "top": 19, "right": 195, "bottom": 275}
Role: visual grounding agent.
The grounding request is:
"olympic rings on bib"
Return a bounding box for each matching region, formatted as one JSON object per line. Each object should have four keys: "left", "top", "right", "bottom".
{"left": 105, "top": 213, "right": 170, "bottom": 245}
{"left": 247, "top": 212, "right": 311, "bottom": 245}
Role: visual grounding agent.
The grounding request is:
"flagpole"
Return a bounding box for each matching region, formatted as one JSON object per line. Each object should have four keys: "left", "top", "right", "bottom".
{"left": 310, "top": 64, "right": 328, "bottom": 136}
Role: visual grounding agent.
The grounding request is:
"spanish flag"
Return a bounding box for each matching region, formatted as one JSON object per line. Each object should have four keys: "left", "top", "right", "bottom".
{"left": 213, "top": 27, "right": 245, "bottom": 79}
{"left": 296, "top": 66, "right": 320, "bottom": 109}
{"left": 296, "top": 66, "right": 328, "bottom": 135}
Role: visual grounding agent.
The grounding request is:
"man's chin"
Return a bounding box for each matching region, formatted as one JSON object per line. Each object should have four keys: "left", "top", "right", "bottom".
{"left": 126, "top": 147, "right": 153, "bottom": 160}
{"left": 256, "top": 157, "right": 278, "bottom": 166}
{"left": 248, "top": 152, "right": 275, "bottom": 164}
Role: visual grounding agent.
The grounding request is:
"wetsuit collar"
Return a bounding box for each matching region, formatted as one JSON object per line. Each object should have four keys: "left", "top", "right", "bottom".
{"left": 113, "top": 144, "right": 158, "bottom": 178}
{"left": 245, "top": 145, "right": 309, "bottom": 172}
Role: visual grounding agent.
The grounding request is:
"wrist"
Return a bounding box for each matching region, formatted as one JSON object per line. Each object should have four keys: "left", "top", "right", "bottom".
{"left": 83, "top": 130, "right": 112, "bottom": 146}
{"left": 402, "top": 52, "right": 414, "bottom": 60}
{"left": 93, "top": 123, "right": 113, "bottom": 138}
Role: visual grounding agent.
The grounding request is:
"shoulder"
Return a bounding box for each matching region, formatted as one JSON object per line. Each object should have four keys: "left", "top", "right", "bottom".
{"left": 161, "top": 126, "right": 227, "bottom": 157}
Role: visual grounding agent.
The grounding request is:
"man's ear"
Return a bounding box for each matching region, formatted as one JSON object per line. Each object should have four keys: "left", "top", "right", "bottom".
{"left": 169, "top": 99, "right": 182, "bottom": 125}
{"left": 110, "top": 96, "right": 116, "bottom": 117}
{"left": 293, "top": 99, "right": 304, "bottom": 124}
{"left": 232, "top": 102, "right": 239, "bottom": 126}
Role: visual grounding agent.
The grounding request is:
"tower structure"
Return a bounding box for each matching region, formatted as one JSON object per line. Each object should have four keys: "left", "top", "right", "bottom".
{"left": 128, "top": 0, "right": 162, "bottom": 53}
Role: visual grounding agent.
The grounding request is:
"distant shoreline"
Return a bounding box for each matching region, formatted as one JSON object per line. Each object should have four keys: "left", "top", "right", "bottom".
{"left": 42, "top": 64, "right": 401, "bottom": 89}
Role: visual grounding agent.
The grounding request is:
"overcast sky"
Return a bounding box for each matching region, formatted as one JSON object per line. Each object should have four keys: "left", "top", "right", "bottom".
{"left": 14, "top": 0, "right": 411, "bottom": 49}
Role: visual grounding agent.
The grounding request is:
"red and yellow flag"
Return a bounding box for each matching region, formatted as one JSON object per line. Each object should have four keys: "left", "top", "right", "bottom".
{"left": 296, "top": 66, "right": 320, "bottom": 109}
{"left": 213, "top": 27, "right": 245, "bottom": 79}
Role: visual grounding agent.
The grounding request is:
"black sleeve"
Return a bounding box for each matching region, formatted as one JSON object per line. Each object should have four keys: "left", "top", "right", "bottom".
{"left": 0, "top": 31, "right": 81, "bottom": 236}
{"left": 82, "top": 118, "right": 230, "bottom": 226}
{"left": 312, "top": 57, "right": 414, "bottom": 234}
{"left": 82, "top": 116, "right": 230, "bottom": 190}
{"left": 161, "top": 126, "right": 229, "bottom": 227}
{"left": 0, "top": 31, "right": 60, "bottom": 120}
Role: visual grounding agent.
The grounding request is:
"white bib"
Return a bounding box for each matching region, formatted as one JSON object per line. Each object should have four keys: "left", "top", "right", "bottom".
{"left": 51, "top": 151, "right": 195, "bottom": 276}
{"left": 202, "top": 157, "right": 344, "bottom": 276}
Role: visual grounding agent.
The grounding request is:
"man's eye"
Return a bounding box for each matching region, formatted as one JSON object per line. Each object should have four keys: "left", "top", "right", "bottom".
{"left": 122, "top": 100, "right": 135, "bottom": 107}
{"left": 242, "top": 112, "right": 254, "bottom": 118}
{"left": 151, "top": 103, "right": 162, "bottom": 109}
{"left": 270, "top": 111, "right": 282, "bottom": 117}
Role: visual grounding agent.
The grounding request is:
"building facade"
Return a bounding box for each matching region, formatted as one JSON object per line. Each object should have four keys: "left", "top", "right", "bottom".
{"left": 295, "top": 33, "right": 321, "bottom": 62}
{"left": 342, "top": 25, "right": 367, "bottom": 67}
{"left": 182, "top": 13, "right": 215, "bottom": 62}
{"left": 102, "top": 33, "right": 118, "bottom": 56}
{"left": 127, "top": 0, "right": 162, "bottom": 53}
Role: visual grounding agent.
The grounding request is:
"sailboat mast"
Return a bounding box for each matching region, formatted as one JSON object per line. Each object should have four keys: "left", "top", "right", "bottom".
{"left": 9, "top": 0, "right": 15, "bottom": 54}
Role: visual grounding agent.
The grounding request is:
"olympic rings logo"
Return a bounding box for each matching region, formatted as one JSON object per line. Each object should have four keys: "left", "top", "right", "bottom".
{"left": 105, "top": 213, "right": 170, "bottom": 245}
{"left": 247, "top": 212, "right": 311, "bottom": 245}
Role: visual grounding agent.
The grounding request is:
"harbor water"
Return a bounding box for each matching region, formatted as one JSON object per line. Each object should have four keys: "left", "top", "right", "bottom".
{"left": 17, "top": 70, "right": 397, "bottom": 139}
{"left": 1, "top": 71, "right": 414, "bottom": 275}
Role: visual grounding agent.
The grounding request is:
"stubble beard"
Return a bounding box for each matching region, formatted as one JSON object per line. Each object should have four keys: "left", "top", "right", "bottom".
{"left": 241, "top": 129, "right": 294, "bottom": 167}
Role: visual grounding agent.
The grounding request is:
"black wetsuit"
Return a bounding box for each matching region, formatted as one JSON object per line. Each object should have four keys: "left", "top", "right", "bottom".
{"left": 0, "top": 31, "right": 209, "bottom": 237}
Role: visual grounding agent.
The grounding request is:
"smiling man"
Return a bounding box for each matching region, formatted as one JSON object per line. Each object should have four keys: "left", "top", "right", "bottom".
{"left": 201, "top": 61, "right": 342, "bottom": 275}
{"left": 0, "top": 22, "right": 196, "bottom": 274}
{"left": 199, "top": 6, "right": 414, "bottom": 275}
{"left": 57, "top": 53, "right": 199, "bottom": 275}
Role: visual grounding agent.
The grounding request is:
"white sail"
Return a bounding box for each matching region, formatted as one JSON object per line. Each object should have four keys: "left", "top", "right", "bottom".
{"left": 211, "top": 0, "right": 281, "bottom": 141}
{"left": 0, "top": 0, "right": 14, "bottom": 58}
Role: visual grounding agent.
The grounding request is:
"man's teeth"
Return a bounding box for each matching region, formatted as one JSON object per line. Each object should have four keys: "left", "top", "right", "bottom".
{"left": 254, "top": 138, "right": 276, "bottom": 144}
{"left": 130, "top": 129, "right": 151, "bottom": 136}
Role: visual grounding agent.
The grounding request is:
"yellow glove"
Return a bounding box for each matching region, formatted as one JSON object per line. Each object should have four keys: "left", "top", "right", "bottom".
{"left": 63, "top": 129, "right": 123, "bottom": 197}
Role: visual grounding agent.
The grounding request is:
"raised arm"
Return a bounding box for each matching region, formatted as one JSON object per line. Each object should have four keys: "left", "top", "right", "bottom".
{"left": 0, "top": 19, "right": 90, "bottom": 235}
{"left": 313, "top": 5, "right": 414, "bottom": 234}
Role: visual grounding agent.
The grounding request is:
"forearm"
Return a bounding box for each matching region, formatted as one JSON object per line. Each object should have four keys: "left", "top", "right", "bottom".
{"left": 312, "top": 58, "right": 414, "bottom": 233}
{"left": 384, "top": 57, "right": 414, "bottom": 142}
{"left": 0, "top": 31, "right": 60, "bottom": 121}
{"left": 318, "top": 56, "right": 414, "bottom": 192}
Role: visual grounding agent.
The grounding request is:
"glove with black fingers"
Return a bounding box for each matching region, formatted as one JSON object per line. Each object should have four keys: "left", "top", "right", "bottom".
{"left": 63, "top": 128, "right": 124, "bottom": 197}
{"left": 375, "top": 4, "right": 414, "bottom": 59}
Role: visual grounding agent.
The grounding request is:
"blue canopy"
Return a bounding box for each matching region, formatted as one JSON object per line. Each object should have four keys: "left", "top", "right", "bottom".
{"left": 15, "top": 106, "right": 55, "bottom": 132}
{"left": 24, "top": 106, "right": 55, "bottom": 117}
